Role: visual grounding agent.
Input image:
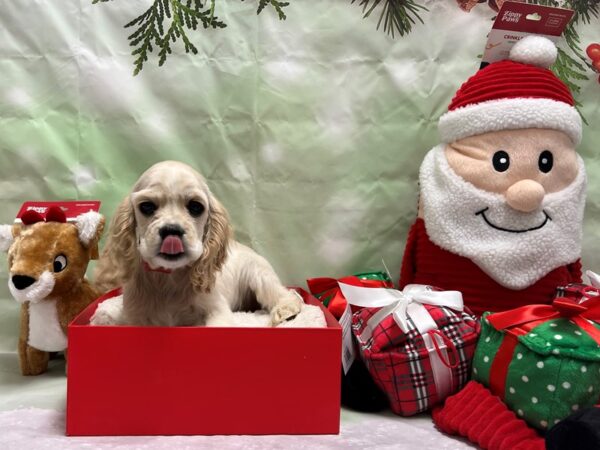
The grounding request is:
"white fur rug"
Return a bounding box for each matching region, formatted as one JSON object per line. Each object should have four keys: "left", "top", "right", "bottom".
{"left": 0, "top": 407, "right": 474, "bottom": 450}
{"left": 91, "top": 294, "right": 327, "bottom": 327}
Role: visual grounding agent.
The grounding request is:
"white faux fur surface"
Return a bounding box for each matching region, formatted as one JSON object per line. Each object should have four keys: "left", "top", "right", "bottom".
{"left": 438, "top": 98, "right": 582, "bottom": 145}
{"left": 0, "top": 407, "right": 473, "bottom": 450}
{"left": 91, "top": 294, "right": 327, "bottom": 328}
{"left": 509, "top": 35, "right": 557, "bottom": 68}
{"left": 27, "top": 299, "right": 67, "bottom": 352}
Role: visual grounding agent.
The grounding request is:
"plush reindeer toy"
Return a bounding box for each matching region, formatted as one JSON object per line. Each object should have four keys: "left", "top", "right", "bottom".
{"left": 0, "top": 206, "right": 104, "bottom": 375}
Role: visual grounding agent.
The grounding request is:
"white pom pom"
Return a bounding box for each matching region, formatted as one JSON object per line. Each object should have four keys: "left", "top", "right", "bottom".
{"left": 509, "top": 35, "right": 557, "bottom": 69}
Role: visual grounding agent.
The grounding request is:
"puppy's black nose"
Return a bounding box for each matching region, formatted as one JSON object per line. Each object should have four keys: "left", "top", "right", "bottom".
{"left": 12, "top": 275, "right": 36, "bottom": 290}
{"left": 159, "top": 225, "right": 185, "bottom": 239}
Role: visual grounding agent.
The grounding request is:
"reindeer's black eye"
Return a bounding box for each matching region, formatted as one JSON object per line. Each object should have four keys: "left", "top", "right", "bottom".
{"left": 53, "top": 255, "right": 67, "bottom": 273}
{"left": 139, "top": 201, "right": 157, "bottom": 216}
{"left": 538, "top": 150, "right": 553, "bottom": 173}
{"left": 187, "top": 201, "right": 205, "bottom": 217}
{"left": 492, "top": 151, "right": 510, "bottom": 172}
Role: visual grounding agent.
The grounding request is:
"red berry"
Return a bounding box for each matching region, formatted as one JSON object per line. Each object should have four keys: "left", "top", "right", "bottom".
{"left": 594, "top": 59, "right": 600, "bottom": 72}
{"left": 587, "top": 43, "right": 600, "bottom": 62}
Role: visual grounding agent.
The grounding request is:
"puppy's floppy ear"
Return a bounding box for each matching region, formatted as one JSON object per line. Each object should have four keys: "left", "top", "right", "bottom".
{"left": 93, "top": 196, "right": 137, "bottom": 292}
{"left": 191, "top": 195, "right": 232, "bottom": 293}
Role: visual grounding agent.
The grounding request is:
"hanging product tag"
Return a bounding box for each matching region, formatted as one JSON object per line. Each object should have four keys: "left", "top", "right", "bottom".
{"left": 339, "top": 303, "right": 356, "bottom": 374}
{"left": 481, "top": 1, "right": 574, "bottom": 68}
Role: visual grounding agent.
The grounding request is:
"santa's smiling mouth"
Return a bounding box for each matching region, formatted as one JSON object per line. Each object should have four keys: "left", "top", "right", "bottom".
{"left": 475, "top": 207, "right": 552, "bottom": 233}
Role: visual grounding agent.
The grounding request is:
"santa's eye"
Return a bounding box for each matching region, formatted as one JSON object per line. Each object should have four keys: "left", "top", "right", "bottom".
{"left": 139, "top": 201, "right": 157, "bottom": 216}
{"left": 538, "top": 150, "right": 553, "bottom": 173}
{"left": 53, "top": 255, "right": 67, "bottom": 273}
{"left": 492, "top": 151, "right": 510, "bottom": 172}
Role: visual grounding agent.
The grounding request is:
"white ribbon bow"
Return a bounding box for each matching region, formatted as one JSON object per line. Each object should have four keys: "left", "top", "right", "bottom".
{"left": 338, "top": 282, "right": 463, "bottom": 336}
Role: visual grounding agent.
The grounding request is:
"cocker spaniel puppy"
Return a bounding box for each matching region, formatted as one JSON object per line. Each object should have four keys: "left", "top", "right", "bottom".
{"left": 93, "top": 161, "right": 302, "bottom": 327}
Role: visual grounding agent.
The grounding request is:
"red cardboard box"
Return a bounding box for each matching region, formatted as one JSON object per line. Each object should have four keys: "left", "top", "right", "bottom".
{"left": 66, "top": 288, "right": 342, "bottom": 436}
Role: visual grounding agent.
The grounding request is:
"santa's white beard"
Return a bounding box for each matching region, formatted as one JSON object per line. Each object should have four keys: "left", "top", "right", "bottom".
{"left": 420, "top": 145, "right": 586, "bottom": 290}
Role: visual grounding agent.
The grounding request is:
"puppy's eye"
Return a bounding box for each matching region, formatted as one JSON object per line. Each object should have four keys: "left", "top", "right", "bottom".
{"left": 53, "top": 255, "right": 67, "bottom": 273}
{"left": 187, "top": 201, "right": 205, "bottom": 217}
{"left": 538, "top": 150, "right": 553, "bottom": 173}
{"left": 492, "top": 150, "right": 510, "bottom": 172}
{"left": 139, "top": 201, "right": 157, "bottom": 216}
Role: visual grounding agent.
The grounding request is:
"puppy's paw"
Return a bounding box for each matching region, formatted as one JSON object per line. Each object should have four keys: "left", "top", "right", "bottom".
{"left": 90, "top": 295, "right": 124, "bottom": 326}
{"left": 270, "top": 291, "right": 303, "bottom": 326}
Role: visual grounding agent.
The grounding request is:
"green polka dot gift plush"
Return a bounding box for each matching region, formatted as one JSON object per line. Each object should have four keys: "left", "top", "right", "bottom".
{"left": 472, "top": 289, "right": 600, "bottom": 431}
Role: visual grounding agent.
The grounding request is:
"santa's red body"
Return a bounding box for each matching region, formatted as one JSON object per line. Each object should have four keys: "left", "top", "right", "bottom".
{"left": 399, "top": 218, "right": 582, "bottom": 316}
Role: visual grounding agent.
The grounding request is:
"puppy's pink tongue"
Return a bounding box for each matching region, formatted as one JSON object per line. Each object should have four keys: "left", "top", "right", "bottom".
{"left": 160, "top": 235, "right": 184, "bottom": 255}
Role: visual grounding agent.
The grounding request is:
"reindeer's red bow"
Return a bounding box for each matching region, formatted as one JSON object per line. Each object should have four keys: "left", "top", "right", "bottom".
{"left": 21, "top": 206, "right": 67, "bottom": 225}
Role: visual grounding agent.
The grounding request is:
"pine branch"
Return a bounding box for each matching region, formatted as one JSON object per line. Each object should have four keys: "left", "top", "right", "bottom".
{"left": 550, "top": 0, "right": 599, "bottom": 123}
{"left": 252, "top": 0, "right": 290, "bottom": 20}
{"left": 93, "top": 0, "right": 291, "bottom": 75}
{"left": 352, "top": 0, "right": 428, "bottom": 37}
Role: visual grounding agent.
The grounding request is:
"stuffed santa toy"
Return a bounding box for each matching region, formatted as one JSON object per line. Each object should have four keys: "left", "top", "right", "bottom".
{"left": 400, "top": 35, "right": 586, "bottom": 316}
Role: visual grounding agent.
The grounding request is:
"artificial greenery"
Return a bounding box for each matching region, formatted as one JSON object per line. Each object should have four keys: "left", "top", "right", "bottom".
{"left": 350, "top": 0, "right": 428, "bottom": 37}
{"left": 544, "top": 0, "right": 599, "bottom": 110}
{"left": 92, "top": 0, "right": 290, "bottom": 75}
{"left": 94, "top": 0, "right": 598, "bottom": 106}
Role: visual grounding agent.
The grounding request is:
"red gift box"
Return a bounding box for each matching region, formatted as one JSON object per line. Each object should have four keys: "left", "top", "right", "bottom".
{"left": 66, "top": 288, "right": 341, "bottom": 436}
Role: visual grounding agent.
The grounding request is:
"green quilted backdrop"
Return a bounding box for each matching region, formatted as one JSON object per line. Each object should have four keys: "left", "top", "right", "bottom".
{"left": 0, "top": 0, "right": 598, "bottom": 357}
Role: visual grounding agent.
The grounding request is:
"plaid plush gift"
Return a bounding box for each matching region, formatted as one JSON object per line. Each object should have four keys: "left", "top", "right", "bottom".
{"left": 344, "top": 283, "right": 480, "bottom": 416}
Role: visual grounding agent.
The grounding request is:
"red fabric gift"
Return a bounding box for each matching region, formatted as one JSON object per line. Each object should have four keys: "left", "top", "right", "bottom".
{"left": 348, "top": 284, "right": 480, "bottom": 416}
{"left": 307, "top": 273, "right": 393, "bottom": 319}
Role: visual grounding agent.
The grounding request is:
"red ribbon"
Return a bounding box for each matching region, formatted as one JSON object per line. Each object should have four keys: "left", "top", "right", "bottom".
{"left": 21, "top": 205, "right": 67, "bottom": 225}
{"left": 306, "top": 276, "right": 393, "bottom": 319}
{"left": 429, "top": 329, "right": 459, "bottom": 369}
{"left": 487, "top": 296, "right": 600, "bottom": 345}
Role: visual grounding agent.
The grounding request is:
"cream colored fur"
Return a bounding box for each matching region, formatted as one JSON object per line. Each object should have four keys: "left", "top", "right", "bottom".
{"left": 94, "top": 161, "right": 302, "bottom": 327}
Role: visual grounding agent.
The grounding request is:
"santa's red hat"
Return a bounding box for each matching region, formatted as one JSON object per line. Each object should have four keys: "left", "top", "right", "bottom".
{"left": 438, "top": 35, "right": 582, "bottom": 145}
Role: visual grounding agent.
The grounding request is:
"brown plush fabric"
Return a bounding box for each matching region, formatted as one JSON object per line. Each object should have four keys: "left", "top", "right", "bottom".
{"left": 18, "top": 303, "right": 49, "bottom": 376}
